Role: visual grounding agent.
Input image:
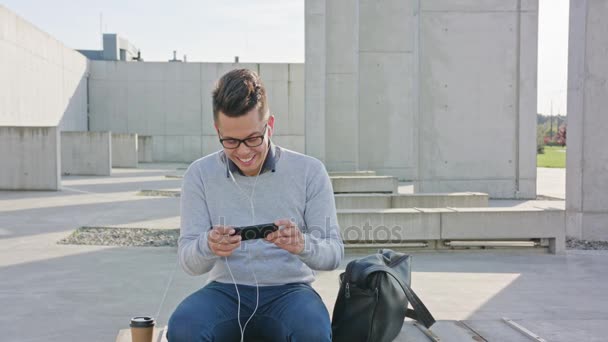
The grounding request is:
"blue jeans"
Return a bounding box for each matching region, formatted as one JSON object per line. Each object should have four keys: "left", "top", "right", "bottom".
{"left": 167, "top": 281, "right": 331, "bottom": 342}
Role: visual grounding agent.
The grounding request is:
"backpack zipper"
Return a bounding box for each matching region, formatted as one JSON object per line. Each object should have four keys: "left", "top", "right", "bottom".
{"left": 345, "top": 282, "right": 350, "bottom": 298}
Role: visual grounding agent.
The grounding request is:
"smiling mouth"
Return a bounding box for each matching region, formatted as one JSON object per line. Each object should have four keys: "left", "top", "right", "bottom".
{"left": 237, "top": 155, "right": 255, "bottom": 164}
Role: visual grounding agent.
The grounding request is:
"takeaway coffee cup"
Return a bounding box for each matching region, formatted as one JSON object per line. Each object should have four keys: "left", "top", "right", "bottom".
{"left": 130, "top": 316, "right": 155, "bottom": 342}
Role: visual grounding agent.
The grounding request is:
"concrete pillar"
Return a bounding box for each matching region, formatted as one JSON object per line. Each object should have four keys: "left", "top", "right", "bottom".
{"left": 566, "top": 0, "right": 608, "bottom": 240}
{"left": 138, "top": 136, "right": 153, "bottom": 162}
{"left": 324, "top": 0, "right": 359, "bottom": 171}
{"left": 416, "top": 0, "right": 538, "bottom": 198}
{"left": 304, "top": 0, "right": 327, "bottom": 162}
{"left": 0, "top": 127, "right": 60, "bottom": 190}
{"left": 61, "top": 131, "right": 112, "bottom": 176}
{"left": 358, "top": 0, "right": 418, "bottom": 179}
{"left": 112, "top": 133, "right": 138, "bottom": 168}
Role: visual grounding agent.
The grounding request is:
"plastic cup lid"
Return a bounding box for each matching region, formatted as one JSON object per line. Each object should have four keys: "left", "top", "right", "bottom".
{"left": 130, "top": 316, "right": 155, "bottom": 328}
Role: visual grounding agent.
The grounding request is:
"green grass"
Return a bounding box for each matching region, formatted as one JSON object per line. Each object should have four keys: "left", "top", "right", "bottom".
{"left": 537, "top": 146, "right": 566, "bottom": 168}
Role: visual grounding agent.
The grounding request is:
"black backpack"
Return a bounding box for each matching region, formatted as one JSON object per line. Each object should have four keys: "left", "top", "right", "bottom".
{"left": 331, "top": 249, "right": 435, "bottom": 342}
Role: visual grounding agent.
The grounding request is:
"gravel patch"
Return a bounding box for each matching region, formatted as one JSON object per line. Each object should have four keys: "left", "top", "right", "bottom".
{"left": 137, "top": 189, "right": 181, "bottom": 197}
{"left": 58, "top": 227, "right": 179, "bottom": 247}
{"left": 567, "top": 237, "right": 608, "bottom": 250}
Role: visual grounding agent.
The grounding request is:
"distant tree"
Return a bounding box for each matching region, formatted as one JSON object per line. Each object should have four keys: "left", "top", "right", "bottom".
{"left": 537, "top": 125, "right": 546, "bottom": 154}
{"left": 537, "top": 114, "right": 548, "bottom": 125}
{"left": 556, "top": 124, "right": 567, "bottom": 146}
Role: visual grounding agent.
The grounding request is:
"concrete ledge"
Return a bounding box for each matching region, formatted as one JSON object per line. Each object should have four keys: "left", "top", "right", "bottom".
{"left": 335, "top": 193, "right": 392, "bottom": 209}
{"left": 337, "top": 207, "right": 565, "bottom": 254}
{"left": 393, "top": 192, "right": 488, "bottom": 208}
{"left": 61, "top": 131, "right": 112, "bottom": 176}
{"left": 441, "top": 207, "right": 566, "bottom": 253}
{"left": 328, "top": 170, "right": 376, "bottom": 176}
{"left": 112, "top": 133, "right": 138, "bottom": 168}
{"left": 337, "top": 208, "right": 443, "bottom": 241}
{"left": 415, "top": 179, "right": 536, "bottom": 200}
{"left": 0, "top": 126, "right": 60, "bottom": 190}
{"left": 331, "top": 176, "right": 398, "bottom": 193}
{"left": 334, "top": 192, "right": 488, "bottom": 209}
{"left": 117, "top": 321, "right": 508, "bottom": 341}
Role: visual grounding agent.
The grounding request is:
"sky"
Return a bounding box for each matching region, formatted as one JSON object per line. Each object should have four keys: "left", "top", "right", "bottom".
{"left": 2, "top": 0, "right": 568, "bottom": 115}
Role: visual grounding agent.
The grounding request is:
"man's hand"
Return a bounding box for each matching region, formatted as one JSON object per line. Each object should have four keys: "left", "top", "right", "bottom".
{"left": 207, "top": 226, "right": 241, "bottom": 257}
{"left": 265, "top": 219, "right": 305, "bottom": 255}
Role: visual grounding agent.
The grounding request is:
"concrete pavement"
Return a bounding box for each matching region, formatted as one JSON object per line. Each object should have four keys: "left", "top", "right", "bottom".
{"left": 3, "top": 165, "right": 600, "bottom": 342}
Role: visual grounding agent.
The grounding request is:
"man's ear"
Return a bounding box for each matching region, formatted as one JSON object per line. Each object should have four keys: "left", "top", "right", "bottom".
{"left": 267, "top": 115, "right": 275, "bottom": 138}
{"left": 213, "top": 122, "right": 219, "bottom": 134}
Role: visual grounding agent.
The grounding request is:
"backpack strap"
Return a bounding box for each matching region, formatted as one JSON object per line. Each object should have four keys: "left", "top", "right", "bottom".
{"left": 362, "top": 265, "right": 436, "bottom": 328}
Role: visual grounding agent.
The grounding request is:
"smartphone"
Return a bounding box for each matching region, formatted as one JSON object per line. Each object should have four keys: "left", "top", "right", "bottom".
{"left": 232, "top": 223, "right": 279, "bottom": 241}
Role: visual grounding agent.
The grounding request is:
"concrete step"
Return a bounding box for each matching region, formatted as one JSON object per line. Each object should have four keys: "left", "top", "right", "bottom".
{"left": 165, "top": 170, "right": 379, "bottom": 179}
{"left": 334, "top": 192, "right": 488, "bottom": 209}
{"left": 328, "top": 170, "right": 376, "bottom": 176}
{"left": 337, "top": 207, "right": 565, "bottom": 253}
{"left": 141, "top": 176, "right": 400, "bottom": 196}
{"left": 331, "top": 175, "right": 398, "bottom": 194}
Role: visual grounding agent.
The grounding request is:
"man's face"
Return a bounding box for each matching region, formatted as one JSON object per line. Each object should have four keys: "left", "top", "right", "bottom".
{"left": 215, "top": 109, "right": 274, "bottom": 177}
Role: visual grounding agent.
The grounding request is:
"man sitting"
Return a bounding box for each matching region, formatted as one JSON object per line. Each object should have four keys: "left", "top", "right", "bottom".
{"left": 167, "top": 69, "right": 344, "bottom": 341}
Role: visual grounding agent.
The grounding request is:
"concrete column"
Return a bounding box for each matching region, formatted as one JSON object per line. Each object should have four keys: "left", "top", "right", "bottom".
{"left": 324, "top": 0, "right": 359, "bottom": 171}
{"left": 516, "top": 0, "right": 540, "bottom": 199}
{"left": 61, "top": 131, "right": 112, "bottom": 176}
{"left": 566, "top": 0, "right": 608, "bottom": 240}
{"left": 112, "top": 133, "right": 138, "bottom": 168}
{"left": 358, "top": 0, "right": 418, "bottom": 179}
{"left": 416, "top": 0, "right": 538, "bottom": 198}
{"left": 138, "top": 136, "right": 153, "bottom": 162}
{"left": 305, "top": 0, "right": 327, "bottom": 162}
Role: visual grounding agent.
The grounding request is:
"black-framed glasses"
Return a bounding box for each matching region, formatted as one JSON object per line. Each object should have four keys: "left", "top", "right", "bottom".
{"left": 219, "top": 124, "right": 268, "bottom": 149}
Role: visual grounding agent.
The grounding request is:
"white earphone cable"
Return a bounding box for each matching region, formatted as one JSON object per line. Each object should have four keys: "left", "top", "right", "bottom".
{"left": 223, "top": 142, "right": 267, "bottom": 342}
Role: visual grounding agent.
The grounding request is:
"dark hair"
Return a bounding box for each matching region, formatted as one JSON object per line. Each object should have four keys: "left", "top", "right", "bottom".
{"left": 212, "top": 69, "right": 268, "bottom": 122}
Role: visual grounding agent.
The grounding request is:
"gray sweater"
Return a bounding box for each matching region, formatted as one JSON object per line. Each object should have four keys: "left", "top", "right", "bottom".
{"left": 178, "top": 145, "right": 344, "bottom": 286}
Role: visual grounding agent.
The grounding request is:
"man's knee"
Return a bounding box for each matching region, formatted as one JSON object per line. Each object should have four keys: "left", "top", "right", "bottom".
{"left": 290, "top": 320, "right": 331, "bottom": 341}
{"left": 167, "top": 309, "right": 193, "bottom": 341}
{"left": 285, "top": 287, "right": 331, "bottom": 341}
{"left": 167, "top": 284, "right": 237, "bottom": 341}
{"left": 287, "top": 302, "right": 331, "bottom": 341}
{"left": 167, "top": 297, "right": 241, "bottom": 341}
{"left": 167, "top": 297, "right": 215, "bottom": 341}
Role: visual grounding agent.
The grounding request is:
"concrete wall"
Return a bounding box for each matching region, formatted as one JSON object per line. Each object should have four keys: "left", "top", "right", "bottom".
{"left": 305, "top": 0, "right": 538, "bottom": 199}
{"left": 112, "top": 133, "right": 138, "bottom": 168}
{"left": 0, "top": 127, "right": 60, "bottom": 190}
{"left": 0, "top": 5, "right": 89, "bottom": 130}
{"left": 0, "top": 6, "right": 89, "bottom": 190}
{"left": 88, "top": 61, "right": 305, "bottom": 162}
{"left": 566, "top": 0, "right": 608, "bottom": 240}
{"left": 61, "top": 131, "right": 111, "bottom": 176}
